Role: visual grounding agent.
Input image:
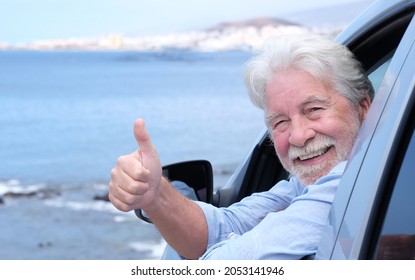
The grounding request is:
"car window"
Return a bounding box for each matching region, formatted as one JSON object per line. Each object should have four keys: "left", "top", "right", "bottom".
{"left": 373, "top": 117, "right": 415, "bottom": 260}
{"left": 368, "top": 59, "right": 391, "bottom": 92}
{"left": 345, "top": 8, "right": 414, "bottom": 93}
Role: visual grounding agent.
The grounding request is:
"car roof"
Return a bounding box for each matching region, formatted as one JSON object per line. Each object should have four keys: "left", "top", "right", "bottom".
{"left": 337, "top": 0, "right": 415, "bottom": 46}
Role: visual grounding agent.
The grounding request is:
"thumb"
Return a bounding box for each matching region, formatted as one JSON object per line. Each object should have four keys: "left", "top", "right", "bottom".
{"left": 133, "top": 119, "right": 155, "bottom": 155}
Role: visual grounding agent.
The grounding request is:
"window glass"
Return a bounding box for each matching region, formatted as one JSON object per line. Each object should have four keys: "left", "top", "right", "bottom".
{"left": 368, "top": 59, "right": 391, "bottom": 92}
{"left": 374, "top": 126, "right": 415, "bottom": 259}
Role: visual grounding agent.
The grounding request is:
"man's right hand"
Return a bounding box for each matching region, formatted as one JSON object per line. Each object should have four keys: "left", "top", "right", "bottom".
{"left": 109, "top": 119, "right": 208, "bottom": 259}
{"left": 109, "top": 119, "right": 163, "bottom": 212}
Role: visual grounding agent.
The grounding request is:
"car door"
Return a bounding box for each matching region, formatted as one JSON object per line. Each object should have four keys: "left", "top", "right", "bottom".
{"left": 316, "top": 1, "right": 415, "bottom": 260}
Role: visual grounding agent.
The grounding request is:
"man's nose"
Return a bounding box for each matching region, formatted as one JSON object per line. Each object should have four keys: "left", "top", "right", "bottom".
{"left": 288, "top": 117, "right": 316, "bottom": 147}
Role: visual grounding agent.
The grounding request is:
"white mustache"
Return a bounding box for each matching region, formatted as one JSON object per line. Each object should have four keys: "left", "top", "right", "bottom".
{"left": 288, "top": 134, "right": 336, "bottom": 161}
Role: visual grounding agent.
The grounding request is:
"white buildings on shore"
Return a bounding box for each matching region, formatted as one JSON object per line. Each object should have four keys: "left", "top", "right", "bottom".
{"left": 2, "top": 19, "right": 343, "bottom": 52}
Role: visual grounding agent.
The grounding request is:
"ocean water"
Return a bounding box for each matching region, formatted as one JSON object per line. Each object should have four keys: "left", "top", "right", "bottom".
{"left": 0, "top": 50, "right": 265, "bottom": 259}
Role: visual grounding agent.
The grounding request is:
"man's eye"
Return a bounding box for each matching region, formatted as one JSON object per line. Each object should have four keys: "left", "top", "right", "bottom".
{"left": 310, "top": 107, "right": 323, "bottom": 112}
{"left": 307, "top": 107, "right": 324, "bottom": 115}
{"left": 273, "top": 120, "right": 287, "bottom": 129}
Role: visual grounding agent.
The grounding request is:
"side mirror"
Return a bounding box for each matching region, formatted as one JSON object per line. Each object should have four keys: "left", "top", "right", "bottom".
{"left": 135, "top": 160, "right": 214, "bottom": 223}
{"left": 162, "top": 160, "right": 213, "bottom": 204}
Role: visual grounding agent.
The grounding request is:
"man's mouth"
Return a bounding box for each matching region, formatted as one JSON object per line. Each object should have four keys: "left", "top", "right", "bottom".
{"left": 297, "top": 145, "right": 333, "bottom": 161}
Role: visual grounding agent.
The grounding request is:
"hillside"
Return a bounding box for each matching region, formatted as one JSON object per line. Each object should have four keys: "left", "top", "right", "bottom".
{"left": 206, "top": 17, "right": 300, "bottom": 32}
{"left": 3, "top": 17, "right": 339, "bottom": 51}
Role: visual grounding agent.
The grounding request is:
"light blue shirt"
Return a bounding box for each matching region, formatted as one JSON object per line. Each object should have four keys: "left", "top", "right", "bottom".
{"left": 195, "top": 161, "right": 346, "bottom": 260}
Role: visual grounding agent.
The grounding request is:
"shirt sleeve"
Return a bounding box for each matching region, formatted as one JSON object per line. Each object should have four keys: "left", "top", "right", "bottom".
{"left": 195, "top": 176, "right": 299, "bottom": 248}
{"left": 197, "top": 161, "right": 346, "bottom": 259}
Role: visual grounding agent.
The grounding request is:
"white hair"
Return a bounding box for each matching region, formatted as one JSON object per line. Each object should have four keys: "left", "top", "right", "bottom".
{"left": 243, "top": 34, "right": 374, "bottom": 111}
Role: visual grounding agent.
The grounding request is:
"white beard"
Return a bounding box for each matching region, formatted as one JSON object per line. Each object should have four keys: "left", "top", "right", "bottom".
{"left": 279, "top": 115, "right": 361, "bottom": 186}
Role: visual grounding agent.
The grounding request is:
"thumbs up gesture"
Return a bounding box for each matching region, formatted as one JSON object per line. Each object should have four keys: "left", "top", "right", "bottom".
{"left": 109, "top": 119, "right": 163, "bottom": 212}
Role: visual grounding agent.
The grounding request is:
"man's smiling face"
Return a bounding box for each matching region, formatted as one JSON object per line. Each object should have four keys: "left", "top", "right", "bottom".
{"left": 265, "top": 69, "right": 369, "bottom": 185}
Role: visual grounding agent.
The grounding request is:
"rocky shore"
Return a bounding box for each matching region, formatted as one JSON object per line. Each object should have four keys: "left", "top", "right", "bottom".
{"left": 0, "top": 179, "right": 164, "bottom": 260}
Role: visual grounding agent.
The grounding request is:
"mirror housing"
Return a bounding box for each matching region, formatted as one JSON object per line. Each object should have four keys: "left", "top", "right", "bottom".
{"left": 162, "top": 160, "right": 213, "bottom": 204}
{"left": 135, "top": 160, "right": 214, "bottom": 223}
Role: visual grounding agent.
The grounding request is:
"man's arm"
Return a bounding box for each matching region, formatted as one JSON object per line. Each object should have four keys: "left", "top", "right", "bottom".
{"left": 108, "top": 119, "right": 208, "bottom": 259}
{"left": 144, "top": 177, "right": 208, "bottom": 259}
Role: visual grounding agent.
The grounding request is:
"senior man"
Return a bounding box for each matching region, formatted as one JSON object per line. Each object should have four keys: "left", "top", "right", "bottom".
{"left": 109, "top": 34, "right": 374, "bottom": 260}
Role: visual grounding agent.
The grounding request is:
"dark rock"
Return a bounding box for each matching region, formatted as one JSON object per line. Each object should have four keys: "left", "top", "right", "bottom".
{"left": 93, "top": 192, "right": 110, "bottom": 202}
{"left": 38, "top": 241, "right": 53, "bottom": 248}
{"left": 3, "top": 188, "right": 61, "bottom": 200}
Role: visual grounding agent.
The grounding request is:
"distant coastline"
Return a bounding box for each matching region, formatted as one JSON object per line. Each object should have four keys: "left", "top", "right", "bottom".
{"left": 0, "top": 17, "right": 343, "bottom": 52}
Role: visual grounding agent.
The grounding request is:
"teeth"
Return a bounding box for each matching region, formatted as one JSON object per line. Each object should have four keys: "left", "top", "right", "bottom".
{"left": 298, "top": 147, "right": 329, "bottom": 161}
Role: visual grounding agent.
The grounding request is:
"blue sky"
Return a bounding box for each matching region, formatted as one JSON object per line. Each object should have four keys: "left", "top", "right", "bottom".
{"left": 1, "top": 0, "right": 373, "bottom": 44}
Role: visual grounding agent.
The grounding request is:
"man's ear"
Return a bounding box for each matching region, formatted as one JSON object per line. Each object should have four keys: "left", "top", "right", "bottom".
{"left": 359, "top": 95, "right": 372, "bottom": 122}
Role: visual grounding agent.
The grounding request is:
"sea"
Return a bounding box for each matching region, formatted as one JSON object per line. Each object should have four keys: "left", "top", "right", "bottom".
{"left": 0, "top": 50, "right": 265, "bottom": 259}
